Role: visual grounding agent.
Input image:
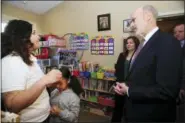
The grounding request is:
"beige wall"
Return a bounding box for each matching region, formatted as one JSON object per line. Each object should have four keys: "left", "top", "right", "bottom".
{"left": 42, "top": 1, "right": 184, "bottom": 68}
{"left": 2, "top": 3, "right": 43, "bottom": 34}
{"left": 2, "top": 1, "right": 184, "bottom": 68}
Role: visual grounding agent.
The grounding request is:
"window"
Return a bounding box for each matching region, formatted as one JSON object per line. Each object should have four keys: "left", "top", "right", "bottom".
{"left": 2, "top": 22, "right": 7, "bottom": 32}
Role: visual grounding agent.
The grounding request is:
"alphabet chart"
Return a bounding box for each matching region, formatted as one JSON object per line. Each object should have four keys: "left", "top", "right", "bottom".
{"left": 91, "top": 36, "right": 114, "bottom": 55}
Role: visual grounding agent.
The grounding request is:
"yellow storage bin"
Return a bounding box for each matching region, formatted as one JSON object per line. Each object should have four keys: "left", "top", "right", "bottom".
{"left": 97, "top": 72, "right": 104, "bottom": 79}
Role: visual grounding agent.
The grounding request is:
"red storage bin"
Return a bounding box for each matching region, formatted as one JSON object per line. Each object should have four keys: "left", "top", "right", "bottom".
{"left": 40, "top": 48, "right": 49, "bottom": 59}
{"left": 72, "top": 70, "right": 79, "bottom": 77}
{"left": 98, "top": 96, "right": 115, "bottom": 107}
{"left": 36, "top": 48, "right": 49, "bottom": 59}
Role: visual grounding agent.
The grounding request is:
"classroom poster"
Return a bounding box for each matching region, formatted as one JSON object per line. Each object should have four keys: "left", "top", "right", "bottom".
{"left": 91, "top": 36, "right": 114, "bottom": 55}
{"left": 70, "top": 33, "right": 89, "bottom": 50}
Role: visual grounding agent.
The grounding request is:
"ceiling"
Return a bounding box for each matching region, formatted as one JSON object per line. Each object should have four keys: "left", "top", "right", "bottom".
{"left": 3, "top": 1, "right": 63, "bottom": 15}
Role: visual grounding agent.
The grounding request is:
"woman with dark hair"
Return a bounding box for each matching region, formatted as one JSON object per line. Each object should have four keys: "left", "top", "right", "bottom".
{"left": 111, "top": 36, "right": 140, "bottom": 123}
{"left": 49, "top": 66, "right": 84, "bottom": 123}
{"left": 1, "top": 20, "right": 62, "bottom": 122}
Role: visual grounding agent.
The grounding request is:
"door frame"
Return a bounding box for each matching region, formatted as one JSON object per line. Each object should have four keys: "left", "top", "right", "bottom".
{"left": 158, "top": 10, "right": 184, "bottom": 19}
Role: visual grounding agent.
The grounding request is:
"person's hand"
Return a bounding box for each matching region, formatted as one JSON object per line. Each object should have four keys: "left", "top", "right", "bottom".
{"left": 113, "top": 82, "right": 128, "bottom": 95}
{"left": 41, "top": 69, "right": 62, "bottom": 85}
{"left": 178, "top": 89, "right": 185, "bottom": 102}
{"left": 50, "top": 105, "right": 62, "bottom": 116}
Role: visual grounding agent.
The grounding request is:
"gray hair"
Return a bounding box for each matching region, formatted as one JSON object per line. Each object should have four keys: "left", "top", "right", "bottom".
{"left": 142, "top": 5, "right": 158, "bottom": 19}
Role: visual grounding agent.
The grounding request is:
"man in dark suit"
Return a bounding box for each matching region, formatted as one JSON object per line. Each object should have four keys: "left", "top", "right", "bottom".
{"left": 173, "top": 23, "right": 185, "bottom": 122}
{"left": 114, "top": 5, "right": 182, "bottom": 122}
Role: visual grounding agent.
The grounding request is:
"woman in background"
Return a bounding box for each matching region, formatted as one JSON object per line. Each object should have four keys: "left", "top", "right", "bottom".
{"left": 111, "top": 36, "right": 140, "bottom": 123}
{"left": 1, "top": 19, "right": 62, "bottom": 122}
{"left": 49, "top": 67, "right": 84, "bottom": 123}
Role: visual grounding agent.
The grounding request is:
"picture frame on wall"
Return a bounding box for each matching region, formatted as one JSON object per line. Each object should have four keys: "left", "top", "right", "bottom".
{"left": 123, "top": 19, "right": 133, "bottom": 33}
{"left": 97, "top": 13, "right": 111, "bottom": 31}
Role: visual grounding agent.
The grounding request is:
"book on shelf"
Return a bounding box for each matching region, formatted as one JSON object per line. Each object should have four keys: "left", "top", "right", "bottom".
{"left": 108, "top": 81, "right": 115, "bottom": 93}
{"left": 84, "top": 79, "right": 89, "bottom": 89}
{"left": 89, "top": 79, "right": 97, "bottom": 90}
{"left": 97, "top": 81, "right": 103, "bottom": 90}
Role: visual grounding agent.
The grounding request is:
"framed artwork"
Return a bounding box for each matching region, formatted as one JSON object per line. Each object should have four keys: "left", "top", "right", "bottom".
{"left": 97, "top": 13, "right": 111, "bottom": 31}
{"left": 123, "top": 19, "right": 133, "bottom": 33}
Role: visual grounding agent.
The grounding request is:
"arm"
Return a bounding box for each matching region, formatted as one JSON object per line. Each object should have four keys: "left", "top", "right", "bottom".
{"left": 2, "top": 57, "right": 61, "bottom": 113}
{"left": 128, "top": 36, "right": 182, "bottom": 100}
{"left": 3, "top": 80, "right": 46, "bottom": 113}
{"left": 58, "top": 97, "right": 80, "bottom": 122}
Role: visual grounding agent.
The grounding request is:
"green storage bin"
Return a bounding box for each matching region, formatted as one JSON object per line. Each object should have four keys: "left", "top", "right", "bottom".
{"left": 91, "top": 72, "right": 97, "bottom": 78}
{"left": 88, "top": 96, "right": 97, "bottom": 103}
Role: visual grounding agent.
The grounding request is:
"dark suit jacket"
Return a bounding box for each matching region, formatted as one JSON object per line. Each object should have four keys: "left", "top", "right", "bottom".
{"left": 115, "top": 53, "right": 127, "bottom": 82}
{"left": 124, "top": 30, "right": 182, "bottom": 122}
{"left": 181, "top": 45, "right": 185, "bottom": 90}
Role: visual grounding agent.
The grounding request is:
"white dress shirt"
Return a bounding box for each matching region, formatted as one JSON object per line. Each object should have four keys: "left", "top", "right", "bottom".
{"left": 143, "top": 27, "right": 159, "bottom": 46}
{"left": 180, "top": 40, "right": 185, "bottom": 48}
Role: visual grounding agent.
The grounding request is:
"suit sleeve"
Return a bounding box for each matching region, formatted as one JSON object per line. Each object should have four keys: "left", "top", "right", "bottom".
{"left": 181, "top": 58, "right": 185, "bottom": 90}
{"left": 115, "top": 53, "right": 123, "bottom": 81}
{"left": 128, "top": 35, "right": 182, "bottom": 100}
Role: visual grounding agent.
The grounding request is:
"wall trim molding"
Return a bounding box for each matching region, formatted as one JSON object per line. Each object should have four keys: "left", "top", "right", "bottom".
{"left": 158, "top": 10, "right": 184, "bottom": 18}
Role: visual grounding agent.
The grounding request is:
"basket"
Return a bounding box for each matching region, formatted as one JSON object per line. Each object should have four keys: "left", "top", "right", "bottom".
{"left": 88, "top": 96, "right": 97, "bottom": 103}
{"left": 79, "top": 72, "right": 84, "bottom": 77}
{"left": 98, "top": 96, "right": 115, "bottom": 107}
{"left": 97, "top": 72, "right": 104, "bottom": 79}
{"left": 91, "top": 72, "right": 97, "bottom": 78}
{"left": 72, "top": 70, "right": 79, "bottom": 77}
{"left": 84, "top": 71, "right": 91, "bottom": 78}
{"left": 104, "top": 72, "right": 110, "bottom": 78}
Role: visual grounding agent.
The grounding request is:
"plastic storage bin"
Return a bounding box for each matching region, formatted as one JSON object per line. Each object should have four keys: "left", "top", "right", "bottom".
{"left": 97, "top": 72, "right": 104, "bottom": 79}
{"left": 91, "top": 72, "right": 97, "bottom": 78}
{"left": 79, "top": 72, "right": 84, "bottom": 77}
{"left": 84, "top": 71, "right": 91, "bottom": 78}
{"left": 98, "top": 96, "right": 115, "bottom": 107}
{"left": 72, "top": 70, "right": 79, "bottom": 77}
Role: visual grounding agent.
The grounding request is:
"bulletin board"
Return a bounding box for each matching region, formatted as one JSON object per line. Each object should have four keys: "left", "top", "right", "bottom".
{"left": 91, "top": 36, "right": 114, "bottom": 55}
{"left": 70, "top": 33, "right": 89, "bottom": 50}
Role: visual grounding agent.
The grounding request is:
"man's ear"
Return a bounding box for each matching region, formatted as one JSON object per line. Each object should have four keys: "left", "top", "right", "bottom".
{"left": 144, "top": 11, "right": 152, "bottom": 22}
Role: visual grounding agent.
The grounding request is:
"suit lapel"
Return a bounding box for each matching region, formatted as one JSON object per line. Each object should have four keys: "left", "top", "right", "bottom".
{"left": 125, "top": 30, "right": 160, "bottom": 80}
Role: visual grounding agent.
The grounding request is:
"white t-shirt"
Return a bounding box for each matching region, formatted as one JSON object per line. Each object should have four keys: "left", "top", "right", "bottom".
{"left": 2, "top": 54, "right": 50, "bottom": 122}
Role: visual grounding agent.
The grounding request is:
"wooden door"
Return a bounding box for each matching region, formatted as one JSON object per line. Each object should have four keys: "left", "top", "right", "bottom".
{"left": 157, "top": 15, "right": 184, "bottom": 34}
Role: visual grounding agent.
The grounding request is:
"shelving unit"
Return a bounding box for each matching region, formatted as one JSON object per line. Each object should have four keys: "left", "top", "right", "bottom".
{"left": 79, "top": 76, "right": 115, "bottom": 118}
{"left": 83, "top": 88, "right": 114, "bottom": 95}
